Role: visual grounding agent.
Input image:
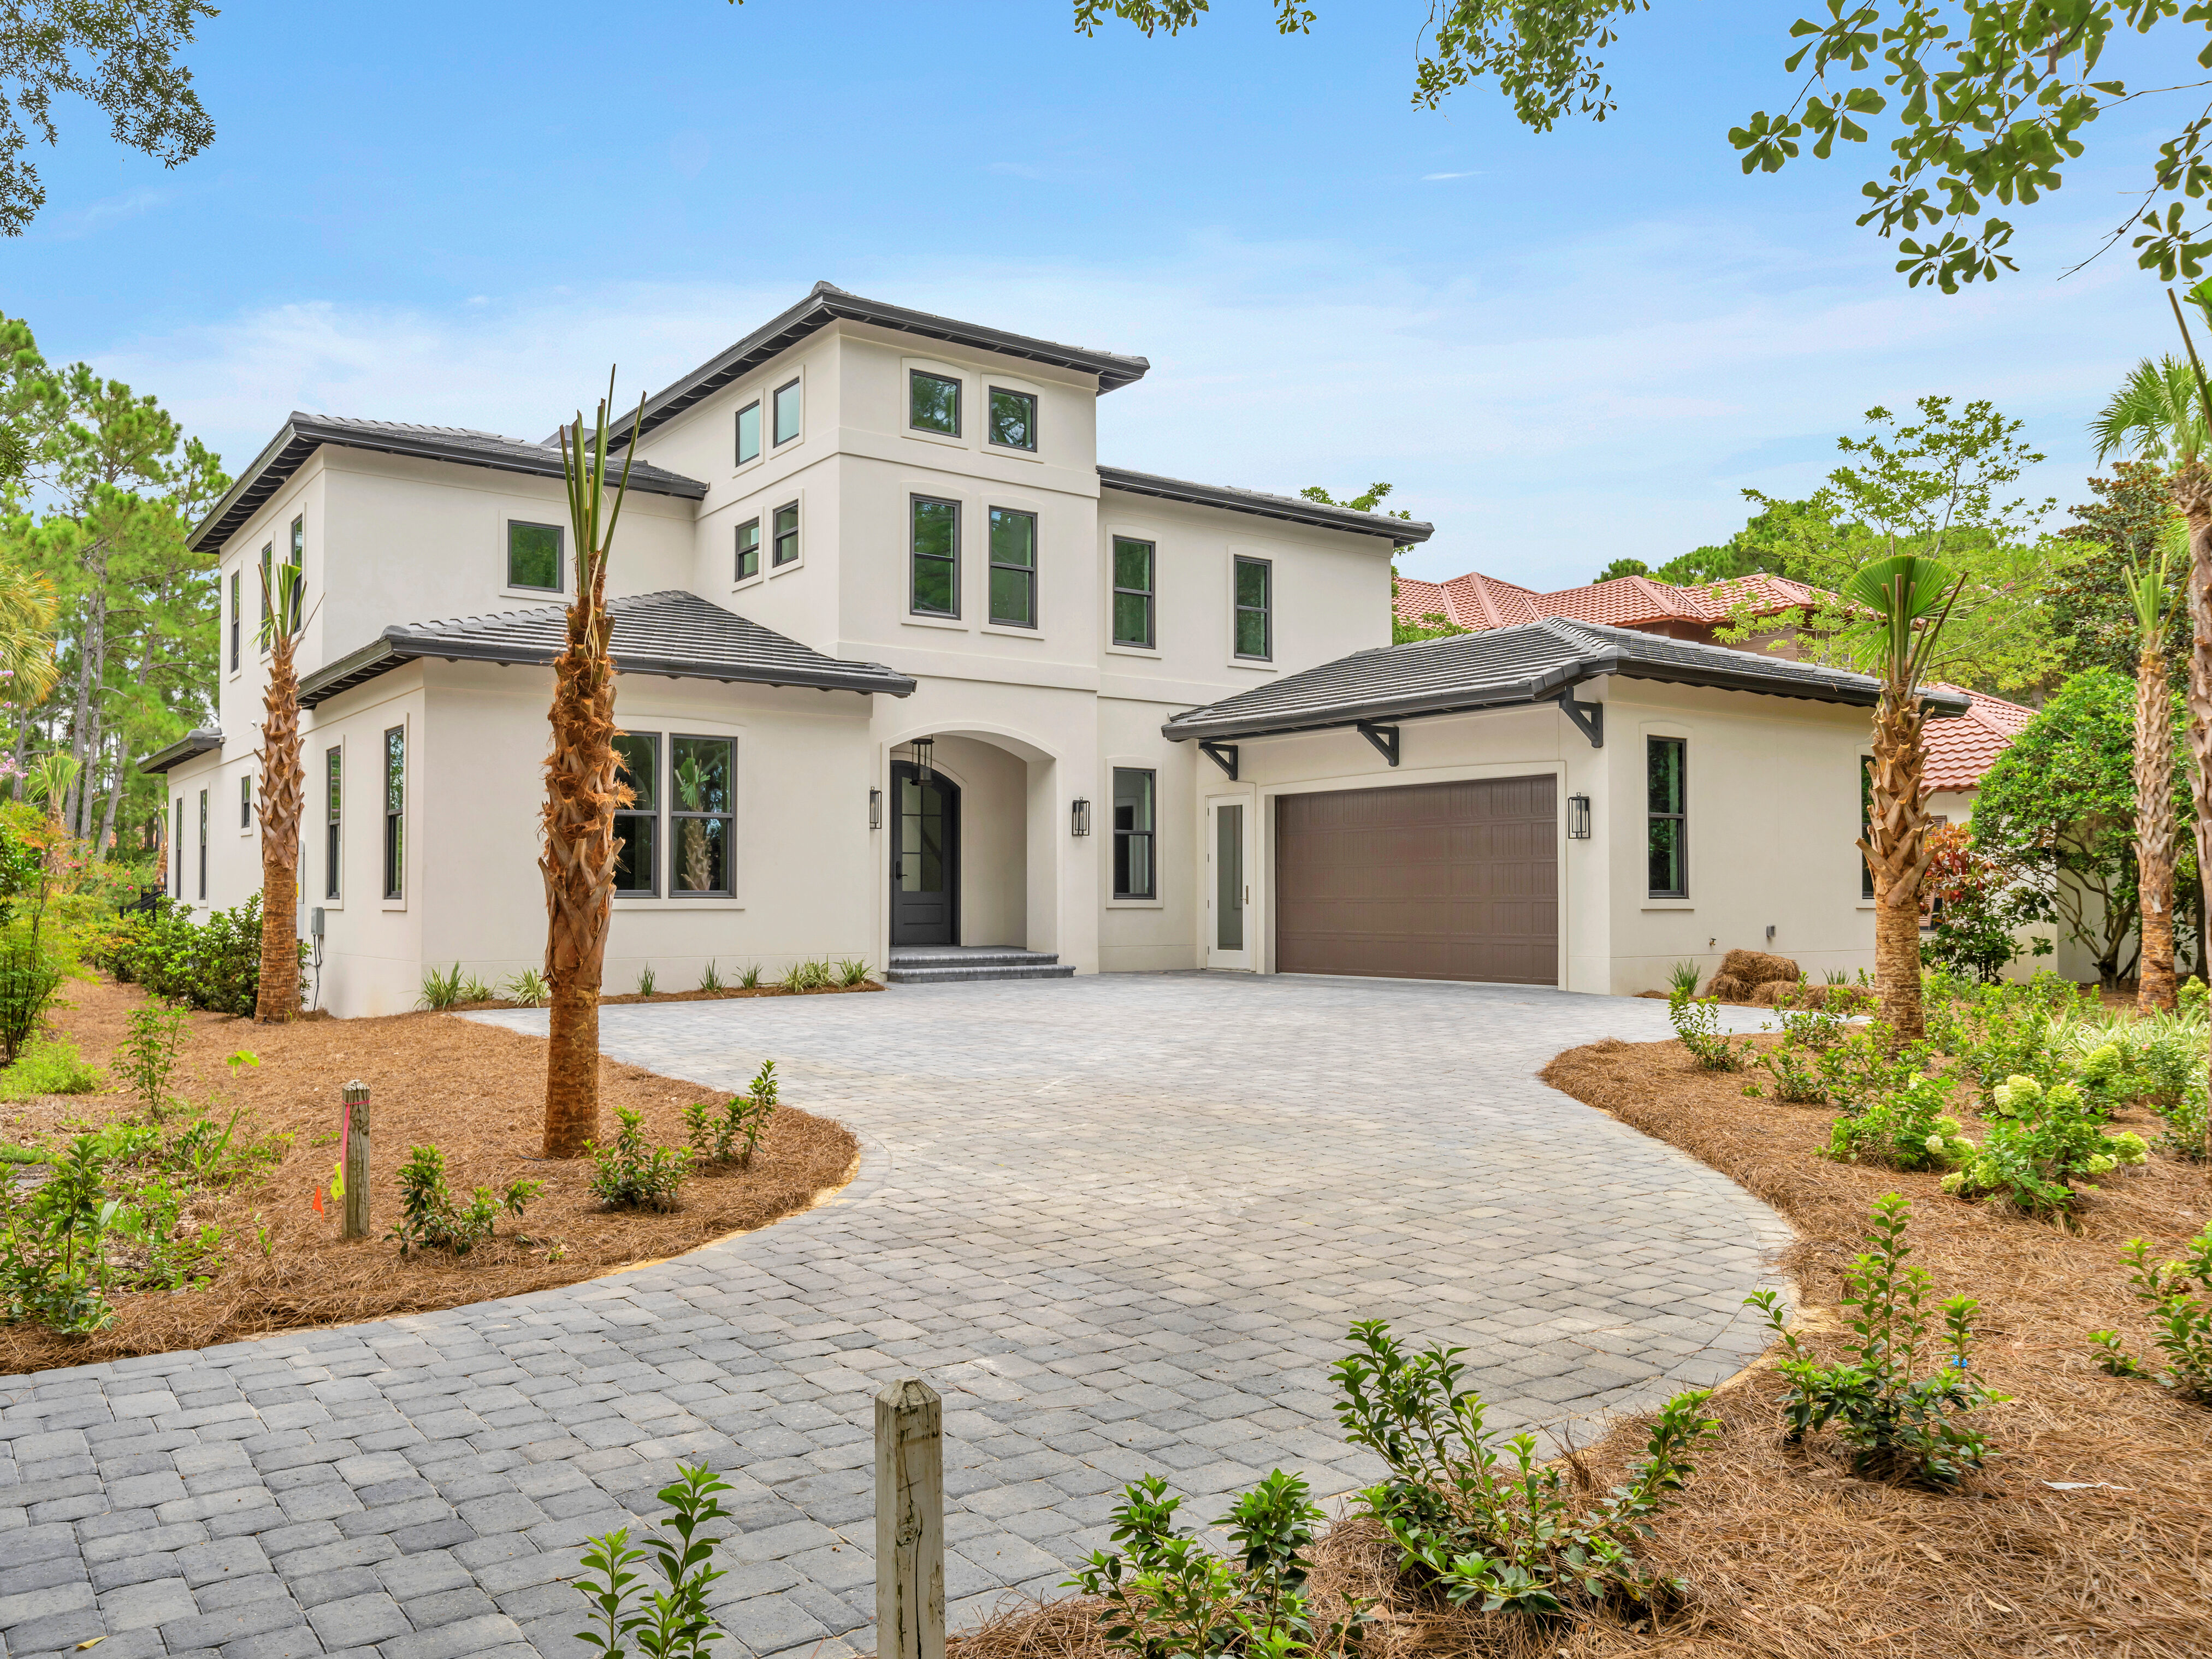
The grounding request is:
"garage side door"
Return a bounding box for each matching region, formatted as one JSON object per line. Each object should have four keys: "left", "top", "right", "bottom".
{"left": 1274, "top": 776, "right": 1558, "bottom": 985}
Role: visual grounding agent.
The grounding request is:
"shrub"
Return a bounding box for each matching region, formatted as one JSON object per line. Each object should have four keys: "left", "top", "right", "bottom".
{"left": 683, "top": 1060, "right": 777, "bottom": 1168}
{"left": 1746, "top": 1194, "right": 2004, "bottom": 1487}
{"left": 1753, "top": 1034, "right": 1828, "bottom": 1105}
{"left": 1816, "top": 1021, "right": 1937, "bottom": 1113}
{"left": 2154, "top": 1084, "right": 2209, "bottom": 1163}
{"left": 1825, "top": 1073, "right": 1973, "bottom": 1171}
{"left": 388, "top": 1144, "right": 542, "bottom": 1257}
{"left": 502, "top": 968, "right": 548, "bottom": 1007}
{"left": 1332, "top": 1319, "right": 1717, "bottom": 1616}
{"left": 0, "top": 1035, "right": 102, "bottom": 1099}
{"left": 1943, "top": 1075, "right": 2149, "bottom": 1217}
{"left": 114, "top": 1001, "right": 190, "bottom": 1118}
{"left": 102, "top": 894, "right": 286, "bottom": 1016}
{"left": 0, "top": 933, "right": 65, "bottom": 1062}
{"left": 573, "top": 1464, "right": 734, "bottom": 1659}
{"left": 587, "top": 1107, "right": 690, "bottom": 1210}
{"left": 0, "top": 1134, "right": 117, "bottom": 1331}
{"left": 2089, "top": 1224, "right": 2212, "bottom": 1402}
{"left": 1667, "top": 989, "right": 1747, "bottom": 1072}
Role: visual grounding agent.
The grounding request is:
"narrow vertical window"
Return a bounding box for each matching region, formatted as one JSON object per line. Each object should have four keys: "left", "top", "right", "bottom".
{"left": 735, "top": 399, "right": 761, "bottom": 464}
{"left": 508, "top": 521, "right": 563, "bottom": 591}
{"left": 383, "top": 725, "right": 405, "bottom": 901}
{"left": 735, "top": 518, "right": 761, "bottom": 581}
{"left": 772, "top": 377, "right": 801, "bottom": 445}
{"left": 1647, "top": 737, "right": 1687, "bottom": 898}
{"left": 1112, "top": 536, "right": 1155, "bottom": 648}
{"left": 1861, "top": 754, "right": 1876, "bottom": 900}
{"left": 173, "top": 797, "right": 184, "bottom": 897}
{"left": 910, "top": 496, "right": 959, "bottom": 617}
{"left": 909, "top": 370, "right": 960, "bottom": 435}
{"left": 988, "top": 387, "right": 1037, "bottom": 451}
{"left": 613, "top": 732, "right": 660, "bottom": 896}
{"left": 229, "top": 570, "right": 241, "bottom": 671}
{"left": 240, "top": 774, "right": 252, "bottom": 830}
{"left": 325, "top": 746, "right": 341, "bottom": 902}
{"left": 670, "top": 736, "right": 734, "bottom": 896}
{"left": 989, "top": 508, "right": 1037, "bottom": 627}
{"left": 1112, "top": 768, "right": 1156, "bottom": 900}
{"left": 197, "top": 789, "right": 208, "bottom": 900}
{"left": 289, "top": 516, "right": 305, "bottom": 600}
{"left": 259, "top": 543, "right": 273, "bottom": 647}
{"left": 772, "top": 502, "right": 799, "bottom": 567}
{"left": 1233, "top": 556, "right": 1271, "bottom": 660}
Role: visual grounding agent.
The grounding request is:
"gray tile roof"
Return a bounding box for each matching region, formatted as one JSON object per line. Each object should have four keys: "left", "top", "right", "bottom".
{"left": 1161, "top": 617, "right": 1969, "bottom": 742}
{"left": 188, "top": 413, "right": 709, "bottom": 554}
{"left": 1097, "top": 466, "right": 1435, "bottom": 544}
{"left": 298, "top": 589, "right": 915, "bottom": 709}
{"left": 137, "top": 727, "right": 223, "bottom": 775}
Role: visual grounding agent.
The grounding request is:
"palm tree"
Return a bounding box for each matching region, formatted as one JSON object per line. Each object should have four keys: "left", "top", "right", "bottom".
{"left": 1842, "top": 553, "right": 1963, "bottom": 1044}
{"left": 2090, "top": 356, "right": 2209, "bottom": 469}
{"left": 2124, "top": 525, "right": 2182, "bottom": 1010}
{"left": 255, "top": 559, "right": 305, "bottom": 1022}
{"left": 540, "top": 378, "right": 643, "bottom": 1159}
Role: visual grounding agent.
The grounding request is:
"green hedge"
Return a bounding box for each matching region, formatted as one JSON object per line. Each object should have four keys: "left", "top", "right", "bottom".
{"left": 98, "top": 894, "right": 294, "bottom": 1016}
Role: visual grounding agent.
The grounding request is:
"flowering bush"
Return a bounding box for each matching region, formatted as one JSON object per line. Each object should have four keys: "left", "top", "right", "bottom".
{"left": 1825, "top": 1073, "right": 1974, "bottom": 1171}
{"left": 1942, "top": 1074, "right": 2148, "bottom": 1217}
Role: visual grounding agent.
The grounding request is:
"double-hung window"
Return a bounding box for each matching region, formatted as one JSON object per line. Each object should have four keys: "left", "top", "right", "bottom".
{"left": 508, "top": 520, "right": 563, "bottom": 591}
{"left": 197, "top": 790, "right": 208, "bottom": 900}
{"left": 735, "top": 399, "right": 761, "bottom": 464}
{"left": 989, "top": 508, "right": 1036, "bottom": 627}
{"left": 735, "top": 518, "right": 761, "bottom": 581}
{"left": 1112, "top": 767, "right": 1156, "bottom": 900}
{"left": 772, "top": 502, "right": 800, "bottom": 567}
{"left": 613, "top": 732, "right": 660, "bottom": 896}
{"left": 1112, "top": 537, "right": 1155, "bottom": 648}
{"left": 1233, "top": 556, "right": 1271, "bottom": 660}
{"left": 911, "top": 496, "right": 959, "bottom": 617}
{"left": 670, "top": 736, "right": 735, "bottom": 895}
{"left": 909, "top": 370, "right": 960, "bottom": 435}
{"left": 239, "top": 775, "right": 252, "bottom": 830}
{"left": 989, "top": 387, "right": 1037, "bottom": 451}
{"left": 1647, "top": 737, "right": 1687, "bottom": 898}
{"left": 229, "top": 570, "right": 241, "bottom": 671}
{"left": 324, "top": 746, "right": 341, "bottom": 901}
{"left": 382, "top": 726, "right": 405, "bottom": 901}
{"left": 772, "top": 377, "right": 801, "bottom": 445}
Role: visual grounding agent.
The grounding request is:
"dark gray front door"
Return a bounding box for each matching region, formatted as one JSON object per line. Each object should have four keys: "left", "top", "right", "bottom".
{"left": 891, "top": 761, "right": 959, "bottom": 946}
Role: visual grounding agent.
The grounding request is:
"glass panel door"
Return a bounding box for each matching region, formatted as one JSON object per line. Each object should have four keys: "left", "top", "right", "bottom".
{"left": 1205, "top": 798, "right": 1254, "bottom": 970}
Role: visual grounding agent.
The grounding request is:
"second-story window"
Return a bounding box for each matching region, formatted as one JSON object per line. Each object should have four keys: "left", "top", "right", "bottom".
{"left": 1648, "top": 737, "right": 1687, "bottom": 898}
{"left": 324, "top": 746, "right": 341, "bottom": 901}
{"left": 772, "top": 502, "right": 800, "bottom": 567}
{"left": 735, "top": 518, "right": 761, "bottom": 581}
{"left": 990, "top": 508, "right": 1036, "bottom": 627}
{"left": 258, "top": 543, "right": 273, "bottom": 648}
{"left": 1112, "top": 536, "right": 1155, "bottom": 648}
{"left": 989, "top": 387, "right": 1037, "bottom": 451}
{"left": 229, "top": 569, "right": 241, "bottom": 671}
{"left": 1233, "top": 556, "right": 1272, "bottom": 660}
{"left": 909, "top": 370, "right": 960, "bottom": 436}
{"left": 735, "top": 399, "right": 761, "bottom": 464}
{"left": 508, "top": 520, "right": 563, "bottom": 591}
{"left": 239, "top": 774, "right": 252, "bottom": 830}
{"left": 383, "top": 726, "right": 405, "bottom": 901}
{"left": 773, "top": 377, "right": 802, "bottom": 445}
{"left": 911, "top": 496, "right": 959, "bottom": 617}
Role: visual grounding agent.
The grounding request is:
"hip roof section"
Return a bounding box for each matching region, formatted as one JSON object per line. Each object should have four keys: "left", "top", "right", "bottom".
{"left": 1098, "top": 466, "right": 1435, "bottom": 544}
{"left": 1394, "top": 567, "right": 1824, "bottom": 632}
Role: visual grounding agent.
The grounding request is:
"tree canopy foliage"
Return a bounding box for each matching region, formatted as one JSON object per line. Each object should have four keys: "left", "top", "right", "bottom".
{"left": 2050, "top": 462, "right": 2189, "bottom": 684}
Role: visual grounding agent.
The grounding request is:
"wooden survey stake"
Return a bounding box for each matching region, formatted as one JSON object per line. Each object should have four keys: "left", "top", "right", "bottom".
{"left": 341, "top": 1080, "right": 371, "bottom": 1240}
{"left": 875, "top": 1376, "right": 944, "bottom": 1659}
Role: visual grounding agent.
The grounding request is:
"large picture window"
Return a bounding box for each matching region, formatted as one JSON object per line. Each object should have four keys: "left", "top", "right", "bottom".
{"left": 383, "top": 726, "right": 405, "bottom": 901}
{"left": 614, "top": 732, "right": 660, "bottom": 896}
{"left": 1112, "top": 536, "right": 1155, "bottom": 648}
{"left": 909, "top": 370, "right": 960, "bottom": 435}
{"left": 989, "top": 508, "right": 1036, "bottom": 627}
{"left": 1113, "top": 767, "right": 1156, "bottom": 900}
{"left": 1233, "top": 556, "right": 1271, "bottom": 660}
{"left": 670, "top": 736, "right": 735, "bottom": 895}
{"left": 1648, "top": 737, "right": 1687, "bottom": 898}
{"left": 912, "top": 496, "right": 959, "bottom": 617}
{"left": 508, "top": 520, "right": 563, "bottom": 591}
{"left": 324, "top": 746, "right": 341, "bottom": 902}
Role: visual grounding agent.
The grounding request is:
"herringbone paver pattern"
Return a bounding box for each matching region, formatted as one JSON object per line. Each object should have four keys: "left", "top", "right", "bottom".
{"left": 1, "top": 974, "right": 1789, "bottom": 1659}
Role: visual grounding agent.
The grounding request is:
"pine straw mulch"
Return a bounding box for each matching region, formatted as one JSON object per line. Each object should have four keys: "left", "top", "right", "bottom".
{"left": 0, "top": 974, "right": 858, "bottom": 1376}
{"left": 949, "top": 1030, "right": 2212, "bottom": 1659}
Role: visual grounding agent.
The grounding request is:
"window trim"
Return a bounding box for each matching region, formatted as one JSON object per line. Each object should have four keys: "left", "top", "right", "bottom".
{"left": 986, "top": 385, "right": 1039, "bottom": 453}
{"left": 987, "top": 506, "right": 1038, "bottom": 630}
{"left": 1111, "top": 535, "right": 1156, "bottom": 650}
{"left": 324, "top": 744, "right": 341, "bottom": 904}
{"left": 734, "top": 517, "right": 762, "bottom": 584}
{"left": 382, "top": 724, "right": 406, "bottom": 904}
{"left": 772, "top": 376, "right": 802, "bottom": 446}
{"left": 1647, "top": 735, "right": 1688, "bottom": 900}
{"left": 735, "top": 398, "right": 762, "bottom": 466}
{"left": 1111, "top": 766, "right": 1158, "bottom": 901}
{"left": 908, "top": 368, "right": 962, "bottom": 438}
{"left": 613, "top": 730, "right": 662, "bottom": 899}
{"left": 910, "top": 494, "right": 962, "bottom": 619}
{"left": 771, "top": 500, "right": 800, "bottom": 571}
{"left": 668, "top": 733, "right": 736, "bottom": 899}
{"left": 505, "top": 518, "right": 566, "bottom": 595}
{"left": 1232, "top": 554, "right": 1273, "bottom": 661}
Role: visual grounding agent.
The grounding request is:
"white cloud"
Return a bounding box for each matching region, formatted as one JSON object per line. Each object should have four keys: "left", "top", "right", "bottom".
{"left": 43, "top": 187, "right": 169, "bottom": 241}
{"left": 1421, "top": 170, "right": 1482, "bottom": 180}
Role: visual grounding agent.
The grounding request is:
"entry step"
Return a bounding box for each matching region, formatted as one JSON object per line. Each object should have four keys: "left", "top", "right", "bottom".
{"left": 884, "top": 946, "right": 1077, "bottom": 985}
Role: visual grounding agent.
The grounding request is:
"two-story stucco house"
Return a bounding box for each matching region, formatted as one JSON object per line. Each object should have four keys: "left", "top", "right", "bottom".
{"left": 146, "top": 284, "right": 1959, "bottom": 1016}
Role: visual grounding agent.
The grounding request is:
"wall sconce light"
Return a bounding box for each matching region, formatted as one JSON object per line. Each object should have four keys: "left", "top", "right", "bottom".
{"left": 912, "top": 736, "right": 935, "bottom": 783}
{"left": 868, "top": 787, "right": 882, "bottom": 831}
{"left": 1567, "top": 793, "right": 1592, "bottom": 840}
{"left": 1070, "top": 798, "right": 1091, "bottom": 837}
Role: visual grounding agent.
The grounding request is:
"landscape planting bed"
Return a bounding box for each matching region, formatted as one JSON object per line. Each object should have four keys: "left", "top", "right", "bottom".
{"left": 0, "top": 975, "right": 859, "bottom": 1376}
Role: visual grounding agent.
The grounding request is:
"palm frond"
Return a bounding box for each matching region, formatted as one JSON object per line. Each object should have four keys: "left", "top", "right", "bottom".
{"left": 2088, "top": 356, "right": 2205, "bottom": 465}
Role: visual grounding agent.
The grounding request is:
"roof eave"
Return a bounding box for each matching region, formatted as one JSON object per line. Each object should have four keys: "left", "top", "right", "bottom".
{"left": 137, "top": 730, "right": 223, "bottom": 775}
{"left": 1098, "top": 466, "right": 1437, "bottom": 544}
{"left": 1163, "top": 658, "right": 1605, "bottom": 743}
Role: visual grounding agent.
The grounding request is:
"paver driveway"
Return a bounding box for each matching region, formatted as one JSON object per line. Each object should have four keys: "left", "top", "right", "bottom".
{"left": 1, "top": 974, "right": 1789, "bottom": 1659}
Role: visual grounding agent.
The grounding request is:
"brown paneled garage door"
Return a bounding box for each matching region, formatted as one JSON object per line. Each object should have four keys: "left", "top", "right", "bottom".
{"left": 1275, "top": 777, "right": 1558, "bottom": 985}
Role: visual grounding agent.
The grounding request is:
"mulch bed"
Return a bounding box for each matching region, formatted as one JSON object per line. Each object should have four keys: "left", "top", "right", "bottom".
{"left": 951, "top": 1029, "right": 2212, "bottom": 1659}
{"left": 0, "top": 975, "right": 859, "bottom": 1376}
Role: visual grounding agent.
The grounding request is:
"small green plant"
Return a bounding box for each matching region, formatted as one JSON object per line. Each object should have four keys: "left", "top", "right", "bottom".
{"left": 1816, "top": 1020, "right": 1937, "bottom": 1113}
{"left": 114, "top": 1000, "right": 190, "bottom": 1118}
{"left": 1754, "top": 1035, "right": 1828, "bottom": 1105}
{"left": 2155, "top": 1085, "right": 2210, "bottom": 1162}
{"left": 2089, "top": 1224, "right": 2212, "bottom": 1402}
{"left": 682, "top": 1061, "right": 777, "bottom": 1168}
{"left": 737, "top": 962, "right": 762, "bottom": 990}
{"left": 503, "top": 968, "right": 549, "bottom": 1007}
{"left": 388, "top": 1144, "right": 542, "bottom": 1257}
{"left": 697, "top": 959, "right": 725, "bottom": 992}
{"left": 0, "top": 1142, "right": 46, "bottom": 1165}
{"left": 1664, "top": 960, "right": 1701, "bottom": 998}
{"left": 459, "top": 974, "right": 493, "bottom": 1003}
{"left": 1824, "top": 1073, "right": 1973, "bottom": 1171}
{"left": 1941, "top": 1074, "right": 2149, "bottom": 1218}
{"left": 836, "top": 958, "right": 872, "bottom": 988}
{"left": 573, "top": 1463, "right": 734, "bottom": 1659}
{"left": 1746, "top": 1193, "right": 2005, "bottom": 1487}
{"left": 0, "top": 1035, "right": 103, "bottom": 1100}
{"left": 1824, "top": 968, "right": 1850, "bottom": 986}
{"left": 418, "top": 963, "right": 466, "bottom": 1011}
{"left": 0, "top": 1133, "right": 117, "bottom": 1330}
{"left": 635, "top": 965, "right": 658, "bottom": 997}
{"left": 0, "top": 935, "right": 66, "bottom": 1063}
{"left": 778, "top": 958, "right": 835, "bottom": 993}
{"left": 1667, "top": 988, "right": 1747, "bottom": 1072}
{"left": 587, "top": 1107, "right": 690, "bottom": 1211}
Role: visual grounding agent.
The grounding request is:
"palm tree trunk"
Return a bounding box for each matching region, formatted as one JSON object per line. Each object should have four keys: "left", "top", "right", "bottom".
{"left": 2179, "top": 459, "right": 2212, "bottom": 1150}
{"left": 255, "top": 630, "right": 303, "bottom": 1021}
{"left": 1860, "top": 686, "right": 1932, "bottom": 1043}
{"left": 2136, "top": 639, "right": 2179, "bottom": 1011}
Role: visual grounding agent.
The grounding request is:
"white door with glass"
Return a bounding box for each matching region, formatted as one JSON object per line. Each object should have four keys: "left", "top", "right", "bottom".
{"left": 1205, "top": 798, "right": 1255, "bottom": 970}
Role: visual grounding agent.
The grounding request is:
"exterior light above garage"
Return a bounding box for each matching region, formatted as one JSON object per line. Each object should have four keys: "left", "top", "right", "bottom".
{"left": 913, "top": 736, "right": 935, "bottom": 782}
{"left": 1568, "top": 793, "right": 1592, "bottom": 840}
{"left": 1070, "top": 798, "right": 1091, "bottom": 837}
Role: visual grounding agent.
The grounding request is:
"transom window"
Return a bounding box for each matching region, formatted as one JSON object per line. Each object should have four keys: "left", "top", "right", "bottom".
{"left": 989, "top": 508, "right": 1036, "bottom": 628}
{"left": 671, "top": 736, "right": 735, "bottom": 895}
{"left": 735, "top": 399, "right": 761, "bottom": 465}
{"left": 773, "top": 377, "right": 802, "bottom": 445}
{"left": 735, "top": 517, "right": 761, "bottom": 581}
{"left": 383, "top": 725, "right": 405, "bottom": 902}
{"left": 1233, "top": 556, "right": 1271, "bottom": 660}
{"left": 1113, "top": 767, "right": 1156, "bottom": 900}
{"left": 1648, "top": 737, "right": 1687, "bottom": 898}
{"left": 1112, "top": 536, "right": 1155, "bottom": 648}
{"left": 508, "top": 520, "right": 563, "bottom": 591}
{"left": 989, "top": 387, "right": 1037, "bottom": 451}
{"left": 909, "top": 370, "right": 961, "bottom": 436}
{"left": 614, "top": 732, "right": 660, "bottom": 896}
{"left": 911, "top": 496, "right": 960, "bottom": 617}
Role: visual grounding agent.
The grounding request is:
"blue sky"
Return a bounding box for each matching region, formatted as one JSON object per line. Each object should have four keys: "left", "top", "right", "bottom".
{"left": 6, "top": 1, "right": 2189, "bottom": 589}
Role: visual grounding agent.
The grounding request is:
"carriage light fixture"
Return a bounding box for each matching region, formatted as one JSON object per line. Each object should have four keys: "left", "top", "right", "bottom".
{"left": 868, "top": 787, "right": 882, "bottom": 831}
{"left": 912, "top": 736, "right": 935, "bottom": 783}
{"left": 1070, "top": 798, "right": 1091, "bottom": 838}
{"left": 1567, "top": 793, "right": 1592, "bottom": 840}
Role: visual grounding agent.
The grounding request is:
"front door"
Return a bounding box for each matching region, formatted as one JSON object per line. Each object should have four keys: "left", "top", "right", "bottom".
{"left": 1205, "top": 797, "right": 1255, "bottom": 970}
{"left": 890, "top": 761, "right": 960, "bottom": 946}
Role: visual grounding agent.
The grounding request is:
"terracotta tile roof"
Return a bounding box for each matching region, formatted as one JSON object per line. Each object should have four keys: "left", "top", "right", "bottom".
{"left": 1923, "top": 685, "right": 2037, "bottom": 792}
{"left": 1393, "top": 566, "right": 1824, "bottom": 633}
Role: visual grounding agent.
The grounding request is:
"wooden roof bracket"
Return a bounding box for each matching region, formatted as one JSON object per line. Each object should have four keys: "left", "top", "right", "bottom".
{"left": 1356, "top": 722, "right": 1400, "bottom": 767}
{"left": 1556, "top": 694, "right": 1605, "bottom": 749}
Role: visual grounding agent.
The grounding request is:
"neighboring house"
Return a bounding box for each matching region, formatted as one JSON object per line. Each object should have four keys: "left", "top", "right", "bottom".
{"left": 1922, "top": 686, "right": 2036, "bottom": 826}
{"left": 1393, "top": 567, "right": 1825, "bottom": 652}
{"left": 144, "top": 284, "right": 1971, "bottom": 1011}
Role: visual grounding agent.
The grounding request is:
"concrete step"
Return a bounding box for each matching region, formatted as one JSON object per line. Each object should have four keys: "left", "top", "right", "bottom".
{"left": 883, "top": 962, "right": 1078, "bottom": 985}
{"left": 884, "top": 947, "right": 1075, "bottom": 985}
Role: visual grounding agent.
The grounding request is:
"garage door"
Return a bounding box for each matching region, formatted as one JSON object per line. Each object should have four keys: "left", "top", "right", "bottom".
{"left": 1274, "top": 776, "right": 1557, "bottom": 985}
